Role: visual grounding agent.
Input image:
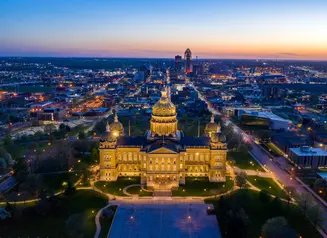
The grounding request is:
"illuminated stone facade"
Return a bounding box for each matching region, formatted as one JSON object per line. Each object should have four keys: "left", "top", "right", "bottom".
{"left": 99, "top": 91, "right": 227, "bottom": 191}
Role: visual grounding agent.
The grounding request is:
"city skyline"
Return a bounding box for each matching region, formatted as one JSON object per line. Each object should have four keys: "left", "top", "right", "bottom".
{"left": 1, "top": 0, "right": 327, "bottom": 60}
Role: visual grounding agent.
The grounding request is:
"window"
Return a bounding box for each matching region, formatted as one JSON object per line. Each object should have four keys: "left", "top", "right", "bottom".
{"left": 180, "top": 164, "right": 183, "bottom": 169}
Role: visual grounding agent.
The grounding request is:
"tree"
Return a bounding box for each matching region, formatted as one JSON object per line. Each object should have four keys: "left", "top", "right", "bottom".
{"left": 78, "top": 131, "right": 86, "bottom": 140}
{"left": 237, "top": 144, "right": 248, "bottom": 154}
{"left": 0, "top": 147, "right": 7, "bottom": 158}
{"left": 236, "top": 171, "right": 247, "bottom": 188}
{"left": 225, "top": 208, "right": 249, "bottom": 238}
{"left": 91, "top": 148, "right": 99, "bottom": 164}
{"left": 44, "top": 124, "right": 56, "bottom": 134}
{"left": 261, "top": 217, "right": 297, "bottom": 238}
{"left": 55, "top": 141, "right": 75, "bottom": 170}
{"left": 3, "top": 134, "right": 13, "bottom": 147}
{"left": 4, "top": 153, "right": 14, "bottom": 167}
{"left": 0, "top": 158, "right": 7, "bottom": 170}
{"left": 298, "top": 193, "right": 312, "bottom": 215}
{"left": 12, "top": 157, "right": 29, "bottom": 182}
{"left": 308, "top": 204, "right": 324, "bottom": 228}
{"left": 313, "top": 178, "right": 327, "bottom": 194}
{"left": 59, "top": 123, "right": 66, "bottom": 131}
{"left": 64, "top": 178, "right": 76, "bottom": 195}
{"left": 19, "top": 173, "right": 44, "bottom": 198}
{"left": 259, "top": 190, "right": 271, "bottom": 203}
{"left": 93, "top": 120, "right": 106, "bottom": 136}
{"left": 66, "top": 213, "right": 87, "bottom": 238}
{"left": 0, "top": 208, "right": 11, "bottom": 221}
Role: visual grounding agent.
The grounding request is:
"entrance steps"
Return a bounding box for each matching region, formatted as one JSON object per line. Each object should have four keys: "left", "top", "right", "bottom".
{"left": 153, "top": 190, "right": 172, "bottom": 197}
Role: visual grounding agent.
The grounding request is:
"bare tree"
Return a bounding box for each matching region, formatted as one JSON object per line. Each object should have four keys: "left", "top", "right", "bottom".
{"left": 297, "top": 192, "right": 312, "bottom": 216}
{"left": 308, "top": 204, "right": 324, "bottom": 228}
{"left": 236, "top": 171, "right": 248, "bottom": 189}
{"left": 261, "top": 216, "right": 297, "bottom": 238}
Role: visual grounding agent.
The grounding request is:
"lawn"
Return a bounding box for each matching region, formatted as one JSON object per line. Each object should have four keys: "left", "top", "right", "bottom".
{"left": 94, "top": 177, "right": 140, "bottom": 196}
{"left": 266, "top": 142, "right": 285, "bottom": 156}
{"left": 206, "top": 189, "right": 321, "bottom": 238}
{"left": 0, "top": 190, "right": 108, "bottom": 237}
{"left": 247, "top": 176, "right": 288, "bottom": 199}
{"left": 172, "top": 177, "right": 234, "bottom": 196}
{"left": 42, "top": 172, "right": 82, "bottom": 192}
{"left": 99, "top": 205, "right": 117, "bottom": 238}
{"left": 126, "top": 185, "right": 153, "bottom": 196}
{"left": 228, "top": 151, "right": 265, "bottom": 172}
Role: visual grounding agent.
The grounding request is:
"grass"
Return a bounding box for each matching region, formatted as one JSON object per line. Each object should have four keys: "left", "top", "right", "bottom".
{"left": 228, "top": 151, "right": 265, "bottom": 172}
{"left": 99, "top": 205, "right": 117, "bottom": 238}
{"left": 94, "top": 177, "right": 140, "bottom": 196}
{"left": 42, "top": 172, "right": 82, "bottom": 192}
{"left": 206, "top": 189, "right": 321, "bottom": 238}
{"left": 172, "top": 177, "right": 234, "bottom": 196}
{"left": 126, "top": 186, "right": 153, "bottom": 196}
{"left": 267, "top": 142, "right": 285, "bottom": 156}
{"left": 0, "top": 190, "right": 108, "bottom": 237}
{"left": 247, "top": 176, "right": 288, "bottom": 199}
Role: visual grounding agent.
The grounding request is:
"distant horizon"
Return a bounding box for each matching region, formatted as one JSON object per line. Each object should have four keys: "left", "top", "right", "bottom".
{"left": 1, "top": 55, "right": 327, "bottom": 62}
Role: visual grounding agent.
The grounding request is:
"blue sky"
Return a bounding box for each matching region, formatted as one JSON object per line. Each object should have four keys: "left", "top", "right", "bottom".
{"left": 1, "top": 0, "right": 327, "bottom": 59}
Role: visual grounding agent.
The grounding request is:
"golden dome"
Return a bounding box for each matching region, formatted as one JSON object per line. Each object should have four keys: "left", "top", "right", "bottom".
{"left": 210, "top": 133, "right": 220, "bottom": 143}
{"left": 110, "top": 114, "right": 124, "bottom": 134}
{"left": 152, "top": 91, "right": 176, "bottom": 117}
{"left": 205, "top": 115, "right": 220, "bottom": 134}
{"left": 150, "top": 89, "right": 178, "bottom": 136}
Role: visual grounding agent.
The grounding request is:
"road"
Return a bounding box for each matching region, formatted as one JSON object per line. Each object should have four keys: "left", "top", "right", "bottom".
{"left": 189, "top": 81, "right": 327, "bottom": 236}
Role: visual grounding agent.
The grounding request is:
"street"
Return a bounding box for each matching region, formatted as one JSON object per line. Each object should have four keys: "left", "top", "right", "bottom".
{"left": 189, "top": 81, "right": 327, "bottom": 236}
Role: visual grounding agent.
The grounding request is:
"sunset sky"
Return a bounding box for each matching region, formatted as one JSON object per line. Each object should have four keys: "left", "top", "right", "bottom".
{"left": 1, "top": 0, "right": 327, "bottom": 60}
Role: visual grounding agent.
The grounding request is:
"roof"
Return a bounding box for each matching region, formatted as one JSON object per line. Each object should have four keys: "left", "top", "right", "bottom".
{"left": 116, "top": 136, "right": 146, "bottom": 147}
{"left": 290, "top": 147, "right": 327, "bottom": 156}
{"left": 242, "top": 110, "right": 291, "bottom": 123}
{"left": 181, "top": 136, "right": 210, "bottom": 147}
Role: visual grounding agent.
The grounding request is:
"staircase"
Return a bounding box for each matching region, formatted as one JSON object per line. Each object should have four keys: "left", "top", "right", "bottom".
{"left": 153, "top": 189, "right": 172, "bottom": 197}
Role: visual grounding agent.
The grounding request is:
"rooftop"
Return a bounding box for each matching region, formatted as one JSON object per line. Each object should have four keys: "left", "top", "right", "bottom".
{"left": 242, "top": 110, "right": 291, "bottom": 123}
{"left": 290, "top": 147, "right": 327, "bottom": 156}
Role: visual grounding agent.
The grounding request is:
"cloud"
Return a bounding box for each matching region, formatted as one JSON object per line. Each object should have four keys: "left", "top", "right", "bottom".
{"left": 277, "top": 52, "right": 300, "bottom": 56}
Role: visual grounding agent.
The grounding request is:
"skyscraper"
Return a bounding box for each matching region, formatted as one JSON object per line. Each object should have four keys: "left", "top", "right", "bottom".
{"left": 175, "top": 55, "right": 182, "bottom": 71}
{"left": 184, "top": 48, "right": 192, "bottom": 73}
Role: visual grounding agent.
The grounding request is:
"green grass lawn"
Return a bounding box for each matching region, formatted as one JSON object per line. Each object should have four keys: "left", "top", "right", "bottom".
{"left": 0, "top": 190, "right": 108, "bottom": 237}
{"left": 172, "top": 177, "right": 234, "bottom": 196}
{"left": 247, "top": 176, "right": 288, "bottom": 199}
{"left": 99, "top": 205, "right": 117, "bottom": 238}
{"left": 206, "top": 189, "right": 321, "bottom": 238}
{"left": 267, "top": 142, "right": 285, "bottom": 156}
{"left": 94, "top": 177, "right": 140, "bottom": 196}
{"left": 228, "top": 151, "right": 265, "bottom": 172}
{"left": 126, "top": 186, "right": 153, "bottom": 196}
{"left": 42, "top": 172, "right": 82, "bottom": 192}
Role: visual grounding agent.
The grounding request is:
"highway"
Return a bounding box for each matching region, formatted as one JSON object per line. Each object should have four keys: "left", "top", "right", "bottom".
{"left": 189, "top": 81, "right": 327, "bottom": 236}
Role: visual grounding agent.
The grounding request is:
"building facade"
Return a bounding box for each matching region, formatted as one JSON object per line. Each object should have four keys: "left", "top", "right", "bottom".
{"left": 184, "top": 48, "right": 192, "bottom": 73}
{"left": 288, "top": 146, "right": 327, "bottom": 169}
{"left": 99, "top": 90, "right": 227, "bottom": 191}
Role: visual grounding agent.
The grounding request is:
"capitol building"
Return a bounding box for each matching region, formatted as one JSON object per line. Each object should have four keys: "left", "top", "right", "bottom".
{"left": 99, "top": 90, "right": 227, "bottom": 191}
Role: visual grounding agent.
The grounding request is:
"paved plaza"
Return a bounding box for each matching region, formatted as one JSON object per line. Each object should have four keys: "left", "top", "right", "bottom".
{"left": 109, "top": 203, "right": 221, "bottom": 238}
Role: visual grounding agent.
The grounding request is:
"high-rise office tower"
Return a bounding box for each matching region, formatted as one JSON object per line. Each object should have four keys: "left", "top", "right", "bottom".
{"left": 175, "top": 55, "right": 182, "bottom": 71}
{"left": 184, "top": 48, "right": 192, "bottom": 73}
